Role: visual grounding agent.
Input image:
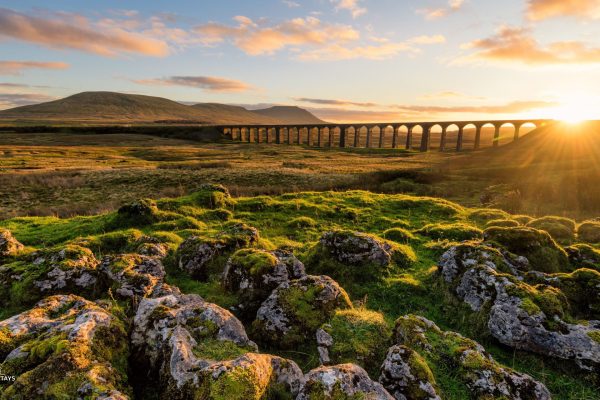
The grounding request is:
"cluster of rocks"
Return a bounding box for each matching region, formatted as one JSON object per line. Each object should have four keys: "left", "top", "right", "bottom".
{"left": 439, "top": 241, "right": 600, "bottom": 372}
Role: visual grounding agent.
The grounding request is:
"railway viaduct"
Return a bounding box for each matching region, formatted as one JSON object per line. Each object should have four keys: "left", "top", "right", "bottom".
{"left": 216, "top": 119, "right": 553, "bottom": 151}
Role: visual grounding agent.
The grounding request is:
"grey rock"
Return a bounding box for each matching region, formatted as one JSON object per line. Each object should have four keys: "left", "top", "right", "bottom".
{"left": 100, "top": 254, "right": 166, "bottom": 299}
{"left": 320, "top": 230, "right": 395, "bottom": 266}
{"left": 0, "top": 229, "right": 23, "bottom": 258}
{"left": 298, "top": 363, "right": 394, "bottom": 400}
{"left": 379, "top": 345, "right": 440, "bottom": 400}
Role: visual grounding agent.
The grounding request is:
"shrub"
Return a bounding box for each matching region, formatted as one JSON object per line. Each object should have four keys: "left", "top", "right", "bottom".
{"left": 415, "top": 223, "right": 483, "bottom": 242}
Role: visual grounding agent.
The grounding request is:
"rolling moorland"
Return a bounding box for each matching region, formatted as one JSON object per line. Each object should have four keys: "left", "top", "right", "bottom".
{"left": 1, "top": 94, "right": 600, "bottom": 399}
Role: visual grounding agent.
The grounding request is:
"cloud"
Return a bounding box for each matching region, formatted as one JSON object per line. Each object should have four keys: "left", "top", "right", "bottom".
{"left": 294, "top": 97, "right": 379, "bottom": 107}
{"left": 132, "top": 75, "right": 252, "bottom": 92}
{"left": 0, "top": 92, "right": 56, "bottom": 109}
{"left": 196, "top": 16, "right": 444, "bottom": 61}
{"left": 393, "top": 100, "right": 558, "bottom": 114}
{"left": 0, "top": 8, "right": 169, "bottom": 57}
{"left": 417, "top": 0, "right": 465, "bottom": 20}
{"left": 0, "top": 60, "right": 69, "bottom": 75}
{"left": 527, "top": 0, "right": 600, "bottom": 20}
{"left": 460, "top": 26, "right": 600, "bottom": 65}
{"left": 419, "top": 91, "right": 486, "bottom": 100}
{"left": 331, "top": 0, "right": 367, "bottom": 18}
{"left": 282, "top": 0, "right": 300, "bottom": 8}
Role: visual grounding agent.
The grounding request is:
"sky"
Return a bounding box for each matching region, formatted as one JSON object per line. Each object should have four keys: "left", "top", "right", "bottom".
{"left": 1, "top": 0, "right": 600, "bottom": 122}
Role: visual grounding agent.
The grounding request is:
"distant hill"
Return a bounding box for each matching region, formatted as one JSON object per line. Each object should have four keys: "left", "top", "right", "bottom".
{"left": 251, "top": 106, "right": 325, "bottom": 124}
{"left": 0, "top": 91, "right": 323, "bottom": 125}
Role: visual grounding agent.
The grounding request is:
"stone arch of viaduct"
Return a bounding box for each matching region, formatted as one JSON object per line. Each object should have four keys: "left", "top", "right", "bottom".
{"left": 218, "top": 120, "right": 553, "bottom": 152}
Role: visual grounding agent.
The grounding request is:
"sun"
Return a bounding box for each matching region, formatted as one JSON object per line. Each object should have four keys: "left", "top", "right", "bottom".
{"left": 549, "top": 94, "right": 599, "bottom": 124}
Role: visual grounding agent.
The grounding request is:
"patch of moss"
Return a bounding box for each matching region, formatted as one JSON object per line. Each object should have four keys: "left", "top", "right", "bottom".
{"left": 587, "top": 331, "right": 600, "bottom": 344}
{"left": 484, "top": 226, "right": 571, "bottom": 273}
{"left": 323, "top": 308, "right": 391, "bottom": 376}
{"left": 485, "top": 219, "right": 520, "bottom": 228}
{"left": 206, "top": 364, "right": 268, "bottom": 400}
{"left": 527, "top": 216, "right": 576, "bottom": 243}
{"left": 189, "top": 184, "right": 234, "bottom": 209}
{"left": 193, "top": 339, "right": 250, "bottom": 362}
{"left": 416, "top": 223, "right": 483, "bottom": 242}
{"left": 382, "top": 227, "right": 415, "bottom": 244}
{"left": 287, "top": 216, "right": 318, "bottom": 229}
{"left": 468, "top": 208, "right": 511, "bottom": 223}
{"left": 578, "top": 221, "right": 600, "bottom": 244}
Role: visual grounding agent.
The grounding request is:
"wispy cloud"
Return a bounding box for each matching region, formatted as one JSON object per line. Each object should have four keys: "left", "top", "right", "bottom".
{"left": 331, "top": 0, "right": 367, "bottom": 18}
{"left": 0, "top": 92, "right": 56, "bottom": 109}
{"left": 459, "top": 26, "right": 600, "bottom": 65}
{"left": 419, "top": 91, "right": 486, "bottom": 100}
{"left": 195, "top": 16, "right": 444, "bottom": 61}
{"left": 417, "top": 0, "right": 465, "bottom": 20}
{"left": 282, "top": 0, "right": 300, "bottom": 8}
{"left": 0, "top": 8, "right": 169, "bottom": 57}
{"left": 132, "top": 75, "right": 252, "bottom": 92}
{"left": 527, "top": 0, "right": 600, "bottom": 20}
{"left": 293, "top": 97, "right": 379, "bottom": 107}
{"left": 0, "top": 60, "right": 69, "bottom": 75}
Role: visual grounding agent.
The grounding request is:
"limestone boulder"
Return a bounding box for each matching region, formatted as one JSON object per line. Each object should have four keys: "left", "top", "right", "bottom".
{"left": 297, "top": 363, "right": 393, "bottom": 400}
{"left": 100, "top": 254, "right": 166, "bottom": 299}
{"left": 0, "top": 229, "right": 23, "bottom": 259}
{"left": 0, "top": 294, "right": 130, "bottom": 399}
{"left": 252, "top": 275, "right": 352, "bottom": 348}
{"left": 222, "top": 248, "right": 306, "bottom": 319}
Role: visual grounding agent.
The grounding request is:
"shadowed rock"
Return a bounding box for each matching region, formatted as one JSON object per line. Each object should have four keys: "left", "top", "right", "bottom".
{"left": 0, "top": 229, "right": 23, "bottom": 259}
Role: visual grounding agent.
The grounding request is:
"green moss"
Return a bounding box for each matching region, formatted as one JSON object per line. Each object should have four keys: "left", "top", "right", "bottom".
{"left": 301, "top": 380, "right": 366, "bottom": 400}
{"left": 207, "top": 365, "right": 266, "bottom": 400}
{"left": 578, "top": 221, "right": 600, "bottom": 244}
{"left": 229, "top": 248, "right": 278, "bottom": 276}
{"left": 513, "top": 215, "right": 534, "bottom": 225}
{"left": 468, "top": 208, "right": 511, "bottom": 223}
{"left": 505, "top": 282, "right": 568, "bottom": 321}
{"left": 152, "top": 216, "right": 207, "bottom": 231}
{"left": 193, "top": 339, "right": 250, "bottom": 362}
{"left": 75, "top": 229, "right": 144, "bottom": 254}
{"left": 287, "top": 216, "right": 318, "bottom": 228}
{"left": 587, "top": 331, "right": 600, "bottom": 344}
{"left": 484, "top": 226, "right": 570, "bottom": 273}
{"left": 416, "top": 223, "right": 483, "bottom": 242}
{"left": 324, "top": 308, "right": 391, "bottom": 376}
{"left": 485, "top": 219, "right": 520, "bottom": 228}
{"left": 382, "top": 227, "right": 415, "bottom": 243}
{"left": 527, "top": 217, "right": 576, "bottom": 243}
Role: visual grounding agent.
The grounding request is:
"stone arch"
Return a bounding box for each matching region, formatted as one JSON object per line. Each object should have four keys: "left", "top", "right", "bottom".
{"left": 480, "top": 123, "right": 496, "bottom": 148}
{"left": 367, "top": 126, "right": 381, "bottom": 148}
{"left": 516, "top": 122, "right": 537, "bottom": 140}
{"left": 458, "top": 123, "right": 476, "bottom": 149}
{"left": 429, "top": 124, "right": 443, "bottom": 151}
{"left": 409, "top": 125, "right": 423, "bottom": 150}
{"left": 381, "top": 125, "right": 394, "bottom": 148}
{"left": 498, "top": 122, "right": 516, "bottom": 146}
{"left": 441, "top": 124, "right": 459, "bottom": 151}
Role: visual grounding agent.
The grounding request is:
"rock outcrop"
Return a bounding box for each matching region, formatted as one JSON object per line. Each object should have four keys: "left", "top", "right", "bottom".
{"left": 379, "top": 345, "right": 440, "bottom": 400}
{"left": 394, "top": 315, "right": 551, "bottom": 400}
{"left": 176, "top": 223, "right": 259, "bottom": 280}
{"left": 223, "top": 248, "right": 306, "bottom": 319}
{"left": 298, "top": 363, "right": 393, "bottom": 400}
{"left": 131, "top": 291, "right": 304, "bottom": 398}
{"left": 439, "top": 245, "right": 600, "bottom": 372}
{"left": 253, "top": 275, "right": 352, "bottom": 348}
{"left": 0, "top": 295, "right": 130, "bottom": 399}
{"left": 100, "top": 254, "right": 166, "bottom": 299}
{"left": 0, "top": 229, "right": 23, "bottom": 259}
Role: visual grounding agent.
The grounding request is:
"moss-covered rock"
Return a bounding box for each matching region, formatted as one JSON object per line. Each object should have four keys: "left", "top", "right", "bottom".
{"left": 305, "top": 230, "right": 416, "bottom": 284}
{"left": 415, "top": 223, "right": 483, "bottom": 242}
{"left": 253, "top": 275, "right": 352, "bottom": 348}
{"left": 483, "top": 226, "right": 570, "bottom": 273}
{"left": 0, "top": 245, "right": 102, "bottom": 308}
{"left": 565, "top": 243, "right": 600, "bottom": 271}
{"left": 0, "top": 229, "right": 23, "bottom": 259}
{"left": 131, "top": 292, "right": 304, "bottom": 399}
{"left": 468, "top": 208, "right": 511, "bottom": 223}
{"left": 115, "top": 198, "right": 162, "bottom": 226}
{"left": 318, "top": 308, "right": 391, "bottom": 377}
{"left": 223, "top": 249, "right": 305, "bottom": 320}
{"left": 485, "top": 218, "right": 521, "bottom": 228}
{"left": 578, "top": 220, "right": 600, "bottom": 244}
{"left": 190, "top": 183, "right": 233, "bottom": 209}
{"left": 298, "top": 363, "right": 393, "bottom": 400}
{"left": 176, "top": 223, "right": 260, "bottom": 280}
{"left": 379, "top": 345, "right": 440, "bottom": 400}
{"left": 394, "top": 315, "right": 551, "bottom": 400}
{"left": 0, "top": 295, "right": 131, "bottom": 399}
{"left": 382, "top": 227, "right": 415, "bottom": 244}
{"left": 99, "top": 253, "right": 166, "bottom": 299}
{"left": 527, "top": 216, "right": 576, "bottom": 243}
